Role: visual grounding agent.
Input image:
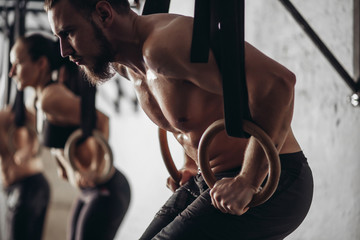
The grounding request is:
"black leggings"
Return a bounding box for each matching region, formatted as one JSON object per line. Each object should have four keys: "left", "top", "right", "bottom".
{"left": 140, "top": 151, "right": 314, "bottom": 240}
{"left": 5, "top": 173, "right": 50, "bottom": 240}
{"left": 69, "top": 168, "right": 131, "bottom": 240}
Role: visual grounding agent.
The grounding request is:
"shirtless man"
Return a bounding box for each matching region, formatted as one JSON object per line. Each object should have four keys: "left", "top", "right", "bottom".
{"left": 0, "top": 103, "right": 50, "bottom": 240}
{"left": 45, "top": 0, "right": 314, "bottom": 239}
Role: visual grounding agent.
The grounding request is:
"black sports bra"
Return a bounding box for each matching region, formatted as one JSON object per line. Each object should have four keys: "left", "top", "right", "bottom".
{"left": 41, "top": 120, "right": 78, "bottom": 149}
{"left": 38, "top": 80, "right": 80, "bottom": 149}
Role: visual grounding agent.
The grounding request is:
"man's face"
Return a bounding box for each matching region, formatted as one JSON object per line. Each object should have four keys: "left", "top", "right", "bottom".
{"left": 47, "top": 0, "right": 115, "bottom": 85}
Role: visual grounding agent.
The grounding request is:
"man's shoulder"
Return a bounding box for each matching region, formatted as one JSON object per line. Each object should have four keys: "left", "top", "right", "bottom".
{"left": 144, "top": 14, "right": 193, "bottom": 45}
{"left": 142, "top": 15, "right": 193, "bottom": 69}
{"left": 146, "top": 13, "right": 192, "bottom": 28}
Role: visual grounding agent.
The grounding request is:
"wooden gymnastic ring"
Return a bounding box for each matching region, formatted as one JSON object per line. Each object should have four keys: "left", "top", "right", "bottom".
{"left": 158, "top": 128, "right": 182, "bottom": 183}
{"left": 8, "top": 123, "right": 40, "bottom": 157}
{"left": 198, "top": 119, "right": 281, "bottom": 207}
{"left": 64, "top": 129, "right": 113, "bottom": 183}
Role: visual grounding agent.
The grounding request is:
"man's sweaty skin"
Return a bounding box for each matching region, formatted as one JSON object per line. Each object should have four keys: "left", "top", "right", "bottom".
{"left": 47, "top": 0, "right": 301, "bottom": 215}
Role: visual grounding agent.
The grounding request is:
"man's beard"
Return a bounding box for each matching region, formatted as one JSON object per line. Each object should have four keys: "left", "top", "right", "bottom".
{"left": 81, "top": 59, "right": 115, "bottom": 86}
{"left": 81, "top": 21, "right": 116, "bottom": 86}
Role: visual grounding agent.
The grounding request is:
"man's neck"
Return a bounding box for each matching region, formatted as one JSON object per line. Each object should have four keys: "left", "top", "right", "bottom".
{"left": 111, "top": 12, "right": 148, "bottom": 74}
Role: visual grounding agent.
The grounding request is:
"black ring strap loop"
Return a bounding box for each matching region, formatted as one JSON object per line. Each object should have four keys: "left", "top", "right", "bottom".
{"left": 63, "top": 77, "right": 113, "bottom": 185}
{"left": 142, "top": 0, "right": 170, "bottom": 15}
{"left": 190, "top": 0, "right": 250, "bottom": 138}
{"left": 64, "top": 129, "right": 114, "bottom": 184}
{"left": 11, "top": 89, "right": 26, "bottom": 127}
{"left": 8, "top": 89, "right": 40, "bottom": 158}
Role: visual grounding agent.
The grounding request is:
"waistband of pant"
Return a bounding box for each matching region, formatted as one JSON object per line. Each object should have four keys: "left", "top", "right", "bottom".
{"left": 279, "top": 151, "right": 308, "bottom": 170}
{"left": 5, "top": 172, "right": 45, "bottom": 189}
{"left": 200, "top": 151, "right": 307, "bottom": 177}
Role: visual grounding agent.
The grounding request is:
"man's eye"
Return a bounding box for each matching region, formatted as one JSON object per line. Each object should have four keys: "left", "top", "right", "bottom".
{"left": 60, "top": 31, "right": 71, "bottom": 38}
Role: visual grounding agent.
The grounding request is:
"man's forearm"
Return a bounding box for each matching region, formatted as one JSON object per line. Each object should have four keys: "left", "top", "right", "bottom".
{"left": 237, "top": 137, "right": 269, "bottom": 189}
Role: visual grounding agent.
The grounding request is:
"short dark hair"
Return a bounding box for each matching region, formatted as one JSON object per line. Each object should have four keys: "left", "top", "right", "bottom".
{"left": 44, "top": 0, "right": 130, "bottom": 16}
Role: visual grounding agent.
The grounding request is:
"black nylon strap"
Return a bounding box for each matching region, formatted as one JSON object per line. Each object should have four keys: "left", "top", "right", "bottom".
{"left": 190, "top": 0, "right": 210, "bottom": 63}
{"left": 11, "top": 90, "right": 26, "bottom": 127}
{"left": 219, "top": 0, "right": 250, "bottom": 138}
{"left": 191, "top": 0, "right": 251, "bottom": 138}
{"left": 142, "top": 0, "right": 170, "bottom": 15}
{"left": 141, "top": 0, "right": 250, "bottom": 137}
{"left": 79, "top": 80, "right": 97, "bottom": 142}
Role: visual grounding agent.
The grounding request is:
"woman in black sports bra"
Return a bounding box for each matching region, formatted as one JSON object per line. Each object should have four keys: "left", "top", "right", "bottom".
{"left": 9, "top": 33, "right": 131, "bottom": 240}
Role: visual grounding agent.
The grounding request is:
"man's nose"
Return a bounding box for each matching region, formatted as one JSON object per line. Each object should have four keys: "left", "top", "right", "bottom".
{"left": 60, "top": 39, "right": 74, "bottom": 58}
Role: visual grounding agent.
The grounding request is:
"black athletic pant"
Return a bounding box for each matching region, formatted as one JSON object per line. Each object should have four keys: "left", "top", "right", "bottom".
{"left": 5, "top": 173, "right": 50, "bottom": 240}
{"left": 140, "top": 151, "right": 314, "bottom": 240}
{"left": 69, "top": 168, "right": 131, "bottom": 240}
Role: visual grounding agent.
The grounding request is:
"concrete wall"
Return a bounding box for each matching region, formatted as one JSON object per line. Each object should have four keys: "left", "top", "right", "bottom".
{"left": 244, "top": 1, "right": 360, "bottom": 239}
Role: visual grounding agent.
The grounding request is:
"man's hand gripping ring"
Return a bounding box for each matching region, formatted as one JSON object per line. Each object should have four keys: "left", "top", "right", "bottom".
{"left": 159, "top": 119, "right": 281, "bottom": 207}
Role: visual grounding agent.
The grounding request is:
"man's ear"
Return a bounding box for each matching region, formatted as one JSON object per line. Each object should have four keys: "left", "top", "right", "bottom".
{"left": 94, "top": 1, "right": 113, "bottom": 27}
